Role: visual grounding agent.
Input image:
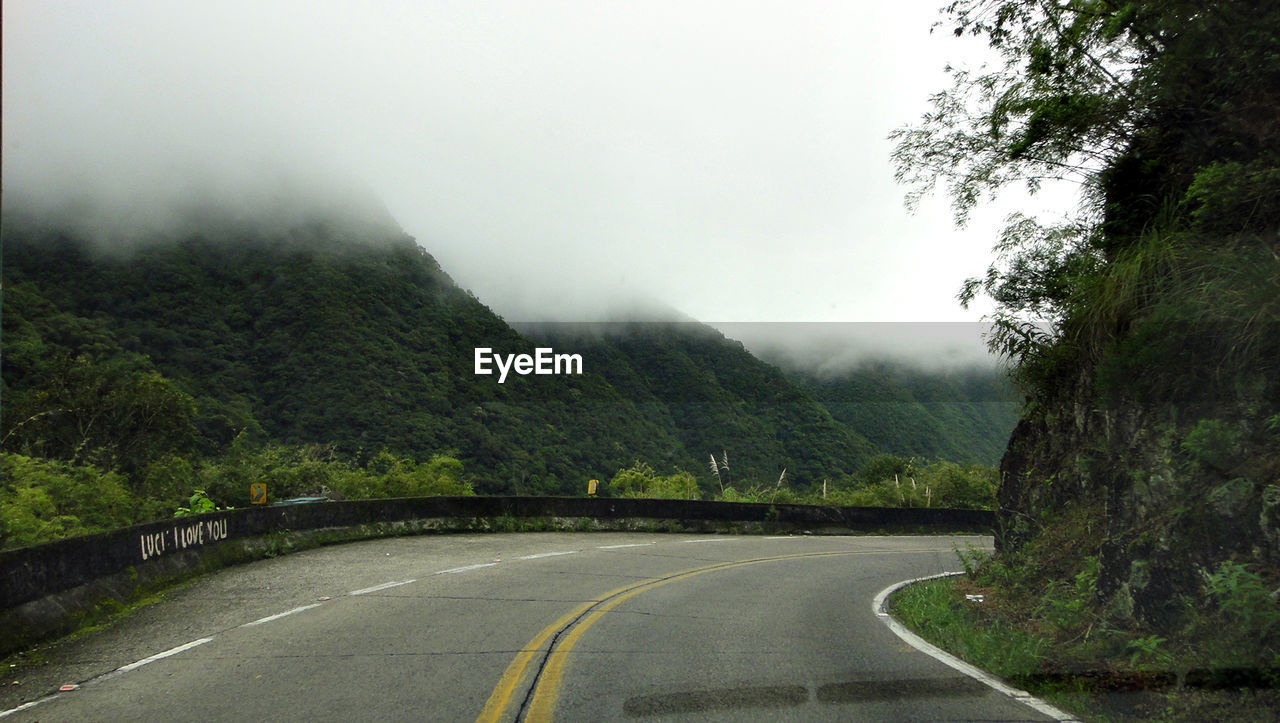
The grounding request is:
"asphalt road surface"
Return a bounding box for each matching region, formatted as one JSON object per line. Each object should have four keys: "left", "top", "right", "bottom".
{"left": 2, "top": 532, "right": 1057, "bottom": 721}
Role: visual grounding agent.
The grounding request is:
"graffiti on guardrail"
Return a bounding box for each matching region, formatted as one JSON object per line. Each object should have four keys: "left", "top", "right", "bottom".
{"left": 139, "top": 518, "right": 229, "bottom": 561}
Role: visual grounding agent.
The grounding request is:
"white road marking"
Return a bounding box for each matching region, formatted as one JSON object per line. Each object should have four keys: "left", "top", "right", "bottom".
{"left": 241, "top": 604, "right": 321, "bottom": 627}
{"left": 873, "top": 573, "right": 1081, "bottom": 722}
{"left": 764, "top": 536, "right": 800, "bottom": 540}
{"left": 114, "top": 637, "right": 214, "bottom": 674}
{"left": 682, "top": 538, "right": 730, "bottom": 543}
{"left": 0, "top": 694, "right": 61, "bottom": 718}
{"left": 517, "top": 551, "right": 577, "bottom": 560}
{"left": 596, "top": 543, "right": 653, "bottom": 549}
{"left": 349, "top": 579, "right": 416, "bottom": 596}
{"left": 436, "top": 563, "right": 497, "bottom": 574}
{"left": 0, "top": 638, "right": 214, "bottom": 717}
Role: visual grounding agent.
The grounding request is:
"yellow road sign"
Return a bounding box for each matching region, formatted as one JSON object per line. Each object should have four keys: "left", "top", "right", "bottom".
{"left": 250, "top": 483, "right": 268, "bottom": 505}
{"left": 587, "top": 479, "right": 598, "bottom": 495}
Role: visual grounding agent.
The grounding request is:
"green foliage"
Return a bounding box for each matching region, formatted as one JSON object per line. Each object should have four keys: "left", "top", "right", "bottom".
{"left": 889, "top": 577, "right": 1048, "bottom": 680}
{"left": 0, "top": 441, "right": 473, "bottom": 548}
{"left": 826, "top": 457, "right": 997, "bottom": 510}
{"left": 956, "top": 545, "right": 990, "bottom": 579}
{"left": 1204, "top": 561, "right": 1280, "bottom": 648}
{"left": 1180, "top": 419, "right": 1241, "bottom": 471}
{"left": 893, "top": 551, "right": 1280, "bottom": 719}
{"left": 332, "top": 451, "right": 472, "bottom": 499}
{"left": 1125, "top": 634, "right": 1170, "bottom": 669}
{"left": 714, "top": 484, "right": 797, "bottom": 505}
{"left": 1033, "top": 556, "right": 1100, "bottom": 631}
{"left": 786, "top": 363, "right": 1020, "bottom": 467}
{"left": 704, "top": 456, "right": 997, "bottom": 510}
{"left": 893, "top": 7, "right": 1280, "bottom": 704}
{"left": 193, "top": 443, "right": 473, "bottom": 509}
{"left": 173, "top": 489, "right": 224, "bottom": 518}
{"left": 0, "top": 453, "right": 133, "bottom": 548}
{"left": 3, "top": 228, "right": 890, "bottom": 499}
{"left": 2, "top": 352, "right": 198, "bottom": 476}
{"left": 895, "top": 1, "right": 1280, "bottom": 409}
{"left": 607, "top": 461, "right": 701, "bottom": 500}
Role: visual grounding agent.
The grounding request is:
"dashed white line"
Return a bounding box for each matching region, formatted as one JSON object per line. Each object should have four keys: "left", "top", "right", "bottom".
{"left": 764, "top": 536, "right": 800, "bottom": 540}
{"left": 241, "top": 604, "right": 321, "bottom": 627}
{"left": 114, "top": 637, "right": 214, "bottom": 674}
{"left": 436, "top": 563, "right": 497, "bottom": 575}
{"left": 517, "top": 551, "right": 577, "bottom": 560}
{"left": 349, "top": 579, "right": 416, "bottom": 596}
{"left": 873, "top": 573, "right": 1081, "bottom": 722}
{"left": 682, "top": 538, "right": 730, "bottom": 544}
{"left": 597, "top": 543, "right": 654, "bottom": 549}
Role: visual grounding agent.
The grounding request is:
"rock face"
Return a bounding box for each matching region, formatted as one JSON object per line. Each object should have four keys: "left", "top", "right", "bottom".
{"left": 998, "top": 364, "right": 1280, "bottom": 628}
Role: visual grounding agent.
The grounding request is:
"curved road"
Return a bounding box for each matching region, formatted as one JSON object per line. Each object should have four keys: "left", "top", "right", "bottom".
{"left": 2, "top": 532, "right": 1054, "bottom": 721}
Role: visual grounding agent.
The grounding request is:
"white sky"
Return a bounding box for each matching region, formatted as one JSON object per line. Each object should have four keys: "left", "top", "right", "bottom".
{"left": 2, "top": 1, "right": 1078, "bottom": 357}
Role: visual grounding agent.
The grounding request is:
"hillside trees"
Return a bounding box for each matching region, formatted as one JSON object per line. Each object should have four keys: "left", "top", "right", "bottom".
{"left": 3, "top": 215, "right": 891, "bottom": 547}
{"left": 2, "top": 282, "right": 198, "bottom": 475}
{"left": 894, "top": 0, "right": 1280, "bottom": 629}
{"left": 894, "top": 0, "right": 1279, "bottom": 386}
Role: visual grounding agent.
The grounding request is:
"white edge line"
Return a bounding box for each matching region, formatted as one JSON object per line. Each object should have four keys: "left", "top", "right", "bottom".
{"left": 0, "top": 694, "right": 61, "bottom": 719}
{"left": 873, "top": 573, "right": 1082, "bottom": 723}
{"left": 349, "top": 579, "right": 416, "bottom": 596}
{"left": 242, "top": 603, "right": 322, "bottom": 627}
{"left": 436, "top": 562, "right": 497, "bottom": 575}
{"left": 114, "top": 637, "right": 214, "bottom": 674}
{"left": 1, "top": 637, "right": 215, "bottom": 717}
{"left": 517, "top": 551, "right": 577, "bottom": 560}
{"left": 596, "top": 543, "right": 651, "bottom": 549}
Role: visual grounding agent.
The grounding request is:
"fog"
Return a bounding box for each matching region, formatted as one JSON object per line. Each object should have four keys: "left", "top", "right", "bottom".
{"left": 2, "top": 1, "right": 1075, "bottom": 366}
{"left": 716, "top": 322, "right": 1004, "bottom": 373}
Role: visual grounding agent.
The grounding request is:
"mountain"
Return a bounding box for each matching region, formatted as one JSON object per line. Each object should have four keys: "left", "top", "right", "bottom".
{"left": 781, "top": 362, "right": 1020, "bottom": 466}
{"left": 517, "top": 322, "right": 879, "bottom": 485}
{"left": 1, "top": 208, "right": 876, "bottom": 497}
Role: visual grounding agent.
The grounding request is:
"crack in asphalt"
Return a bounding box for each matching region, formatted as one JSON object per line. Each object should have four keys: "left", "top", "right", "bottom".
{"left": 341, "top": 594, "right": 598, "bottom": 603}
{"left": 187, "top": 650, "right": 551, "bottom": 659}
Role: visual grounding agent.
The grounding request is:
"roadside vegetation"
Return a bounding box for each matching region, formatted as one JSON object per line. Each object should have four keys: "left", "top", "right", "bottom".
{"left": 607, "top": 453, "right": 996, "bottom": 509}
{"left": 3, "top": 450, "right": 992, "bottom": 550}
{"left": 1, "top": 443, "right": 472, "bottom": 550}
{"left": 886, "top": 0, "right": 1280, "bottom": 718}
{"left": 890, "top": 534, "right": 1280, "bottom": 720}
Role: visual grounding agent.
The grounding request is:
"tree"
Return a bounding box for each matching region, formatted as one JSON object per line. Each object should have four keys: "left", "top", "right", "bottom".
{"left": 892, "top": 1, "right": 1280, "bottom": 386}
{"left": 3, "top": 354, "right": 197, "bottom": 476}
{"left": 608, "top": 462, "right": 701, "bottom": 500}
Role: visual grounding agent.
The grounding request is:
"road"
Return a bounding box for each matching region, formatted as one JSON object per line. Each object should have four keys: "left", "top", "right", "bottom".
{"left": 2, "top": 532, "right": 1056, "bottom": 721}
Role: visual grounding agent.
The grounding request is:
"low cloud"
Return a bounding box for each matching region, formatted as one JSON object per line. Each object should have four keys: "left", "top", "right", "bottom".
{"left": 713, "top": 322, "right": 1003, "bottom": 374}
{"left": 3, "top": 1, "right": 1075, "bottom": 364}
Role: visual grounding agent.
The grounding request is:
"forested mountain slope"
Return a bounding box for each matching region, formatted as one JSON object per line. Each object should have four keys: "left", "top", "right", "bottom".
{"left": 783, "top": 363, "right": 1020, "bottom": 466}
{"left": 518, "top": 322, "right": 879, "bottom": 485}
{"left": 2, "top": 211, "right": 877, "bottom": 500}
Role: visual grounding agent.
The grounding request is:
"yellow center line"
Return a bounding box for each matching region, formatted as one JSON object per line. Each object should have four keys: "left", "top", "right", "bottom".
{"left": 474, "top": 599, "right": 600, "bottom": 723}
{"left": 476, "top": 550, "right": 869, "bottom": 722}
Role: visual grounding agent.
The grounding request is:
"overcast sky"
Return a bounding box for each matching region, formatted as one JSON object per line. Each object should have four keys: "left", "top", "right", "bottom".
{"left": 3, "top": 1, "right": 1077, "bottom": 364}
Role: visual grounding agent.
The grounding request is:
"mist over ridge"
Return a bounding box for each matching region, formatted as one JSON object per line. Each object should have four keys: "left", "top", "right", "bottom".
{"left": 3, "top": 166, "right": 1004, "bottom": 372}
{"left": 1, "top": 156, "right": 403, "bottom": 254}
{"left": 4, "top": 0, "right": 1061, "bottom": 340}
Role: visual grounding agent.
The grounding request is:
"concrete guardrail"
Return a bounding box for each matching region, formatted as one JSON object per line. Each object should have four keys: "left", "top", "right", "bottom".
{"left": 0, "top": 496, "right": 993, "bottom": 654}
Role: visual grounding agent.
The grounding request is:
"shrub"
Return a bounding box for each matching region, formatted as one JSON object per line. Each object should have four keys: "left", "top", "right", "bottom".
{"left": 608, "top": 462, "right": 701, "bottom": 500}
{"left": 1, "top": 453, "right": 134, "bottom": 548}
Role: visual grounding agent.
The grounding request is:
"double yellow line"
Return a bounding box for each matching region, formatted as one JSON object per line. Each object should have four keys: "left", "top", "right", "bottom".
{"left": 476, "top": 550, "right": 859, "bottom": 722}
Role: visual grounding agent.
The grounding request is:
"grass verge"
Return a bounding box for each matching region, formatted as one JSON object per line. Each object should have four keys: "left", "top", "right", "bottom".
{"left": 888, "top": 554, "right": 1280, "bottom": 721}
